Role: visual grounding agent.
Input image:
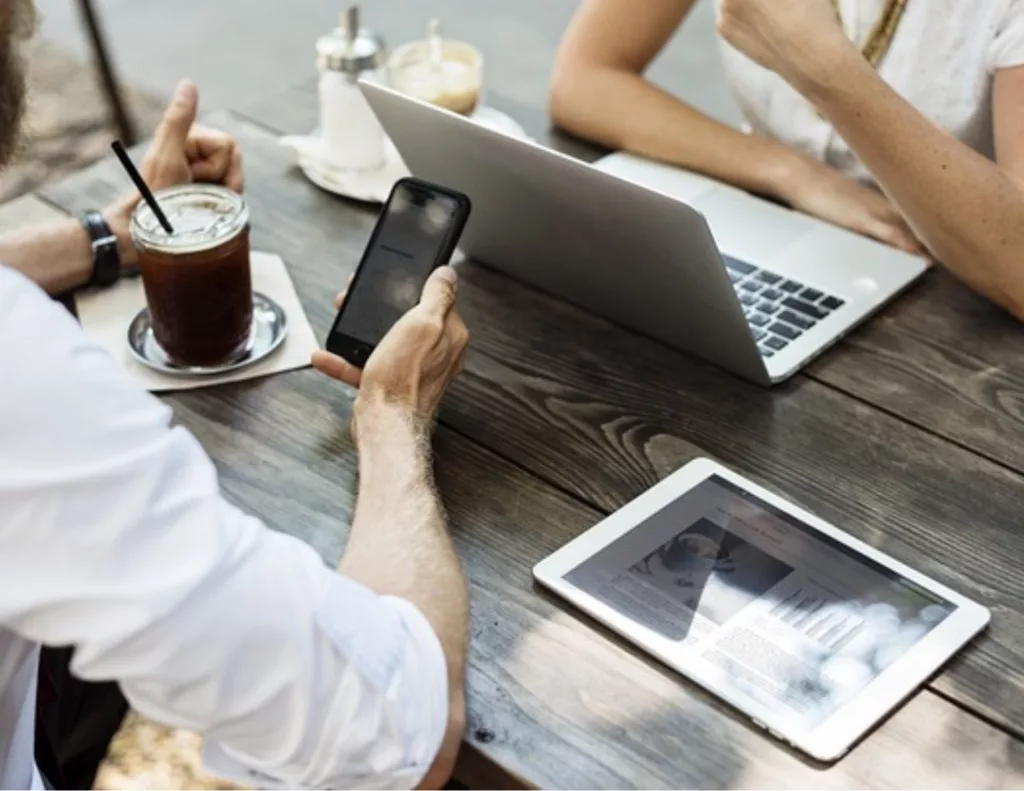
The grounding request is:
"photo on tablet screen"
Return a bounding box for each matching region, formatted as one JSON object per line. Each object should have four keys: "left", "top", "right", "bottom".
{"left": 563, "top": 475, "right": 955, "bottom": 731}
{"left": 629, "top": 518, "right": 793, "bottom": 627}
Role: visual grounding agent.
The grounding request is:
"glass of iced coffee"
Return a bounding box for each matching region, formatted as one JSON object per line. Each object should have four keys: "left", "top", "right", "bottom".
{"left": 389, "top": 34, "right": 484, "bottom": 116}
{"left": 130, "top": 185, "right": 253, "bottom": 367}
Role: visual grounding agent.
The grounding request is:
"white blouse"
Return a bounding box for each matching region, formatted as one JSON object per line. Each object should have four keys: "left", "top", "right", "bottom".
{"left": 715, "top": 0, "right": 1024, "bottom": 184}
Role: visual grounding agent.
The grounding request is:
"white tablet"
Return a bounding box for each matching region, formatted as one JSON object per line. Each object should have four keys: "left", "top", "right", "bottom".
{"left": 533, "top": 458, "right": 989, "bottom": 762}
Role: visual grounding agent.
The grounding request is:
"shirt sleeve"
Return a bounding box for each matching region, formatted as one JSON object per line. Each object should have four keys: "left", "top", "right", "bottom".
{"left": 0, "top": 268, "right": 448, "bottom": 790}
{"left": 989, "top": 0, "right": 1024, "bottom": 71}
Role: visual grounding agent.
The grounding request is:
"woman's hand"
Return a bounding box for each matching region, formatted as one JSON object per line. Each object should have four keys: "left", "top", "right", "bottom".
{"left": 717, "top": 0, "right": 928, "bottom": 258}
{"left": 717, "top": 0, "right": 853, "bottom": 89}
{"left": 778, "top": 155, "right": 926, "bottom": 255}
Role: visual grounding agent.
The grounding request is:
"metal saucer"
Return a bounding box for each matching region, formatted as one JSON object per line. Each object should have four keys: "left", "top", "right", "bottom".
{"left": 127, "top": 292, "right": 289, "bottom": 377}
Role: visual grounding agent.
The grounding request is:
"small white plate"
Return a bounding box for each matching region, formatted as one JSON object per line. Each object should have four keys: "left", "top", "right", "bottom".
{"left": 127, "top": 292, "right": 288, "bottom": 376}
{"left": 281, "top": 105, "right": 530, "bottom": 204}
{"left": 283, "top": 136, "right": 409, "bottom": 204}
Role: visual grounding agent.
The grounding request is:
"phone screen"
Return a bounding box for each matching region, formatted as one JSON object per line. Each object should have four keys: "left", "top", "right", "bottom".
{"left": 333, "top": 182, "right": 461, "bottom": 347}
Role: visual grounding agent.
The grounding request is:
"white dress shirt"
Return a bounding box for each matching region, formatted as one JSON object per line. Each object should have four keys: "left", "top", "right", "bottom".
{"left": 714, "top": 0, "right": 1024, "bottom": 184}
{"left": 0, "top": 266, "right": 448, "bottom": 790}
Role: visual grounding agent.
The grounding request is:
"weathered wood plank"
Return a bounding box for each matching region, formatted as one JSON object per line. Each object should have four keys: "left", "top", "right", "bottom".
{"left": 96, "top": 367, "right": 1024, "bottom": 790}
{"left": 807, "top": 271, "right": 1024, "bottom": 471}
{"left": 242, "top": 79, "right": 1024, "bottom": 476}
{"left": 33, "top": 112, "right": 1024, "bottom": 787}
{"left": 221, "top": 105, "right": 1024, "bottom": 735}
{"left": 447, "top": 260, "right": 1024, "bottom": 727}
{"left": 0, "top": 193, "right": 67, "bottom": 230}
{"left": 118, "top": 373, "right": 1024, "bottom": 790}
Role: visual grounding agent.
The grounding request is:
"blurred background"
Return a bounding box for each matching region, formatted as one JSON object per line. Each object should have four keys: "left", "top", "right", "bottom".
{"left": 12, "top": 0, "right": 740, "bottom": 202}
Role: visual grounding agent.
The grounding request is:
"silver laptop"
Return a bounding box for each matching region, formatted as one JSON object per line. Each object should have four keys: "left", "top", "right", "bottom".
{"left": 360, "top": 81, "right": 929, "bottom": 385}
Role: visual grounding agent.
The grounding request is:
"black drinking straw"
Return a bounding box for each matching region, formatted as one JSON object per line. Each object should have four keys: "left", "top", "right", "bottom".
{"left": 110, "top": 140, "right": 175, "bottom": 234}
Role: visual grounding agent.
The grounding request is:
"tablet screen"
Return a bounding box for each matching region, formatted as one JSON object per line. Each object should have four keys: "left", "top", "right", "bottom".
{"left": 563, "top": 475, "right": 954, "bottom": 730}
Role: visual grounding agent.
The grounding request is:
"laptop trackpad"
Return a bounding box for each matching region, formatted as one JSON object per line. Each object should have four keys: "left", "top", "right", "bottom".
{"left": 695, "top": 189, "right": 816, "bottom": 262}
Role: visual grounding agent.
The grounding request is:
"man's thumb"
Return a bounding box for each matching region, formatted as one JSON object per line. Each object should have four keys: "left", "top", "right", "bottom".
{"left": 419, "top": 266, "right": 458, "bottom": 319}
{"left": 155, "top": 80, "right": 199, "bottom": 146}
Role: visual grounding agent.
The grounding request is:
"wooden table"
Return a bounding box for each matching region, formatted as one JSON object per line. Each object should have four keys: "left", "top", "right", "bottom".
{"left": 12, "top": 79, "right": 1024, "bottom": 788}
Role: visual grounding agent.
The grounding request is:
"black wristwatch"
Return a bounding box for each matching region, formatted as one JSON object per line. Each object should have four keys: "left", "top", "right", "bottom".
{"left": 81, "top": 210, "right": 121, "bottom": 288}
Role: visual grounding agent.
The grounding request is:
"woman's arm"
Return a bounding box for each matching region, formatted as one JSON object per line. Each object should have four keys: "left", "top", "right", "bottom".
{"left": 719, "top": 0, "right": 1024, "bottom": 316}
{"left": 550, "top": 0, "right": 923, "bottom": 253}
{"left": 810, "top": 61, "right": 1024, "bottom": 315}
{"left": 550, "top": 0, "right": 798, "bottom": 196}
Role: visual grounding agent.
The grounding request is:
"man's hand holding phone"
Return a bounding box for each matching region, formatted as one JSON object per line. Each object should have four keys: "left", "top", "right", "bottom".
{"left": 312, "top": 266, "right": 470, "bottom": 432}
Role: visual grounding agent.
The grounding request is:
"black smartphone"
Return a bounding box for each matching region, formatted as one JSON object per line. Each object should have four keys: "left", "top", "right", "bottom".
{"left": 325, "top": 177, "right": 472, "bottom": 367}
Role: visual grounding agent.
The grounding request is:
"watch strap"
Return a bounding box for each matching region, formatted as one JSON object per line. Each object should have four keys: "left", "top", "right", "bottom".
{"left": 82, "top": 210, "right": 121, "bottom": 288}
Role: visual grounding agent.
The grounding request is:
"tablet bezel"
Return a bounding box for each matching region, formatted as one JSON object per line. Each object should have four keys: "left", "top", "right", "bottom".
{"left": 532, "top": 457, "right": 990, "bottom": 762}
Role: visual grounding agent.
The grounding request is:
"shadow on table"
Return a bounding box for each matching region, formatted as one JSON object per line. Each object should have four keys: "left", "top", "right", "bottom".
{"left": 937, "top": 660, "right": 1024, "bottom": 775}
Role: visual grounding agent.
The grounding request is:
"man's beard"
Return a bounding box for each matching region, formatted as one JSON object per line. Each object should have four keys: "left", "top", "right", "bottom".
{"left": 0, "top": 0, "right": 36, "bottom": 170}
{"left": 0, "top": 36, "right": 27, "bottom": 169}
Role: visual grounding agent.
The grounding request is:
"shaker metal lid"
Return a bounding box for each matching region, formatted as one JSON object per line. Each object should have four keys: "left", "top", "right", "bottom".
{"left": 317, "top": 6, "right": 386, "bottom": 74}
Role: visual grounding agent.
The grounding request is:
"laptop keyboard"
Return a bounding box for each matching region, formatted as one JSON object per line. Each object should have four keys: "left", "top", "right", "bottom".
{"left": 723, "top": 255, "right": 845, "bottom": 359}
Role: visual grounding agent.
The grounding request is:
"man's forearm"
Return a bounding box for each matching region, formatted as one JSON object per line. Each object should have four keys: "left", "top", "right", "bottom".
{"left": 339, "top": 402, "right": 469, "bottom": 676}
{"left": 0, "top": 197, "right": 137, "bottom": 295}
{"left": 798, "top": 50, "right": 1024, "bottom": 316}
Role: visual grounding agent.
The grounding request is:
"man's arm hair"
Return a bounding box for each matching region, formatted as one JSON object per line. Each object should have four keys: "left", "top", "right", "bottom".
{"left": 337, "top": 404, "right": 469, "bottom": 787}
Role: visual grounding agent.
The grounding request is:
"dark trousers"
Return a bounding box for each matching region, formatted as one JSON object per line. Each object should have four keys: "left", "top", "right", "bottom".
{"left": 33, "top": 301, "right": 127, "bottom": 788}
{"left": 35, "top": 647, "right": 128, "bottom": 790}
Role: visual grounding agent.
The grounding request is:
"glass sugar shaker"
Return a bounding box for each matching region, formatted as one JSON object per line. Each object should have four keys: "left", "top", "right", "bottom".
{"left": 316, "top": 6, "right": 388, "bottom": 170}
